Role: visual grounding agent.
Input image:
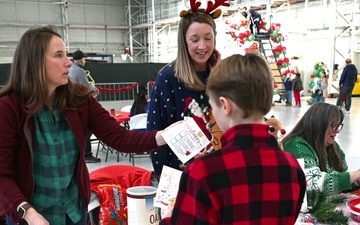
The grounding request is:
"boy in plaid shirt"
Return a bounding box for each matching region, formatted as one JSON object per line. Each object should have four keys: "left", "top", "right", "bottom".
{"left": 160, "top": 53, "right": 306, "bottom": 225}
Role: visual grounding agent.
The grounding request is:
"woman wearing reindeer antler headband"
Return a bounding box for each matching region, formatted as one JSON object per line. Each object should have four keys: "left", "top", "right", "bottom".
{"left": 147, "top": 0, "right": 231, "bottom": 177}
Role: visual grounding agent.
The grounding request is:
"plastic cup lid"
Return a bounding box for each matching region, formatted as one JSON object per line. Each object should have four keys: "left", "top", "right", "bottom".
{"left": 126, "top": 186, "right": 157, "bottom": 196}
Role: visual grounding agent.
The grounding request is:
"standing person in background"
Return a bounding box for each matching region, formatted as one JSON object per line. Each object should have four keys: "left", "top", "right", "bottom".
{"left": 282, "top": 103, "right": 360, "bottom": 196}
{"left": 69, "top": 50, "right": 99, "bottom": 96}
{"left": 160, "top": 53, "right": 306, "bottom": 225}
{"left": 69, "top": 50, "right": 101, "bottom": 163}
{"left": 336, "top": 58, "right": 358, "bottom": 114}
{"left": 284, "top": 74, "right": 292, "bottom": 106}
{"left": 320, "top": 71, "right": 328, "bottom": 102}
{"left": 0, "top": 25, "right": 168, "bottom": 225}
{"left": 292, "top": 72, "right": 303, "bottom": 107}
{"left": 312, "top": 77, "right": 321, "bottom": 104}
{"left": 241, "top": 6, "right": 262, "bottom": 35}
{"left": 147, "top": 2, "right": 224, "bottom": 177}
{"left": 313, "top": 72, "right": 328, "bottom": 103}
{"left": 130, "top": 91, "right": 149, "bottom": 117}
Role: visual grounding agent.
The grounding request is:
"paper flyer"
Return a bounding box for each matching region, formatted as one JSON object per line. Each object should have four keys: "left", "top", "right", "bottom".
{"left": 161, "top": 117, "right": 211, "bottom": 164}
{"left": 297, "top": 158, "right": 308, "bottom": 213}
{"left": 153, "top": 165, "right": 183, "bottom": 209}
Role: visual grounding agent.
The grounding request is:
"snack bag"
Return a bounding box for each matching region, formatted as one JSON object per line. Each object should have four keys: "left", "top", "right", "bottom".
{"left": 97, "top": 184, "right": 127, "bottom": 225}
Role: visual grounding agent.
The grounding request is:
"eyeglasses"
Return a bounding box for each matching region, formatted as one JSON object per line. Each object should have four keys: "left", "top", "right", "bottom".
{"left": 331, "top": 123, "right": 343, "bottom": 132}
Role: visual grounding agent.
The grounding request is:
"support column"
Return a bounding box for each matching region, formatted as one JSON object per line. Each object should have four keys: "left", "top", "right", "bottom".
{"left": 60, "top": 0, "right": 69, "bottom": 51}
{"left": 128, "top": 0, "right": 133, "bottom": 59}
{"left": 152, "top": 0, "right": 157, "bottom": 62}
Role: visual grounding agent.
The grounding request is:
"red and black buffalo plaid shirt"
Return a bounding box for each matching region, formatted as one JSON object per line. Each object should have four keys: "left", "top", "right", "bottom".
{"left": 160, "top": 124, "right": 306, "bottom": 225}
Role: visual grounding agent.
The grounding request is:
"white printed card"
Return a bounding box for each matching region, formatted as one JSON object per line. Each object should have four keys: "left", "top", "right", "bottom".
{"left": 153, "top": 165, "right": 183, "bottom": 209}
{"left": 161, "top": 117, "right": 211, "bottom": 164}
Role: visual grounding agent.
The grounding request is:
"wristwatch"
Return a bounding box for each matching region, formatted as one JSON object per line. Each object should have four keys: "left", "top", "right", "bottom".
{"left": 355, "top": 180, "right": 360, "bottom": 187}
{"left": 17, "top": 203, "right": 32, "bottom": 219}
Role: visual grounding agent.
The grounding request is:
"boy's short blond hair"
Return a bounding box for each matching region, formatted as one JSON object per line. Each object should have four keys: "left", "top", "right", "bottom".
{"left": 207, "top": 53, "right": 273, "bottom": 118}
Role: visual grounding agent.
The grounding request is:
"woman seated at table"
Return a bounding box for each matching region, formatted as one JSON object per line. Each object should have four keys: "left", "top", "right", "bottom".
{"left": 130, "top": 91, "right": 149, "bottom": 117}
{"left": 282, "top": 102, "right": 360, "bottom": 196}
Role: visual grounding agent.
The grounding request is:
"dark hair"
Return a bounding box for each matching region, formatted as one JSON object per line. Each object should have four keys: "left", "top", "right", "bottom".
{"left": 295, "top": 72, "right": 301, "bottom": 77}
{"left": 130, "top": 91, "right": 148, "bottom": 116}
{"left": 0, "top": 25, "right": 94, "bottom": 114}
{"left": 282, "top": 103, "right": 345, "bottom": 172}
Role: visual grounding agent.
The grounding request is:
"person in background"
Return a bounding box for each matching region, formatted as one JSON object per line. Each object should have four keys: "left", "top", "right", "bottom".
{"left": 284, "top": 74, "right": 292, "bottom": 106}
{"left": 336, "top": 58, "right": 358, "bottom": 114}
{"left": 147, "top": 3, "right": 222, "bottom": 177}
{"left": 69, "top": 49, "right": 101, "bottom": 163}
{"left": 0, "top": 25, "right": 168, "bottom": 225}
{"left": 241, "top": 6, "right": 262, "bottom": 35}
{"left": 320, "top": 71, "right": 328, "bottom": 102}
{"left": 130, "top": 91, "right": 149, "bottom": 117}
{"left": 160, "top": 53, "right": 306, "bottom": 225}
{"left": 282, "top": 103, "right": 360, "bottom": 196}
{"left": 69, "top": 50, "right": 99, "bottom": 96}
{"left": 292, "top": 72, "right": 303, "bottom": 107}
{"left": 313, "top": 72, "right": 327, "bottom": 103}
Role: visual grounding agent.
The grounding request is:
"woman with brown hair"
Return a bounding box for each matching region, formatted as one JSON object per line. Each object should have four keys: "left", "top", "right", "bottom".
{"left": 0, "top": 26, "right": 167, "bottom": 225}
{"left": 282, "top": 102, "right": 360, "bottom": 196}
{"left": 147, "top": 1, "right": 226, "bottom": 176}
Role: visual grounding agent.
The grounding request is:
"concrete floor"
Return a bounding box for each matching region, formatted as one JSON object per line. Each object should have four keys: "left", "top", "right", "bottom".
{"left": 87, "top": 97, "right": 360, "bottom": 173}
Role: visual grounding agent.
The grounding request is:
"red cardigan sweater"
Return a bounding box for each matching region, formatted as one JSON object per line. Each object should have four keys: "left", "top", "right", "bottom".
{"left": 0, "top": 92, "right": 158, "bottom": 223}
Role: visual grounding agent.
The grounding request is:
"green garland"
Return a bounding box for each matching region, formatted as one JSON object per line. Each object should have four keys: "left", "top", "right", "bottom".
{"left": 307, "top": 189, "right": 349, "bottom": 225}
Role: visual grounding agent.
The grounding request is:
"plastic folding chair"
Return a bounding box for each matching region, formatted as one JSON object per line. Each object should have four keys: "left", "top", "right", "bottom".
{"left": 120, "top": 105, "right": 132, "bottom": 112}
{"left": 128, "top": 113, "right": 149, "bottom": 165}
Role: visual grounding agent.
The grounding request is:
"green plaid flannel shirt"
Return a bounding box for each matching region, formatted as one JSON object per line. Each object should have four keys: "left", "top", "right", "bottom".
{"left": 32, "top": 105, "right": 82, "bottom": 224}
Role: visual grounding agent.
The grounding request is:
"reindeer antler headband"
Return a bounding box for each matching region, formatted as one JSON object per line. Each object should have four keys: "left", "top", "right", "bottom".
{"left": 180, "top": 0, "right": 233, "bottom": 19}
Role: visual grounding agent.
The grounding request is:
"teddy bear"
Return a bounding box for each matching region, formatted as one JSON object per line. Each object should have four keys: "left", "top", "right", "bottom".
{"left": 264, "top": 115, "right": 286, "bottom": 150}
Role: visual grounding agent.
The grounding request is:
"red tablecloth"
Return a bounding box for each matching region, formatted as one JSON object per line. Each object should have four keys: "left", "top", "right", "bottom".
{"left": 107, "top": 109, "right": 130, "bottom": 124}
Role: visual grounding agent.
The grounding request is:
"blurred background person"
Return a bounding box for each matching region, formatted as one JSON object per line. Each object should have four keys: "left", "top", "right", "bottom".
{"left": 69, "top": 49, "right": 101, "bottom": 163}
{"left": 130, "top": 91, "right": 149, "bottom": 117}
{"left": 284, "top": 74, "right": 292, "bottom": 106}
{"left": 292, "top": 72, "right": 303, "bottom": 107}
{"left": 313, "top": 71, "right": 328, "bottom": 103}
{"left": 241, "top": 6, "right": 261, "bottom": 35}
{"left": 336, "top": 58, "right": 358, "bottom": 114}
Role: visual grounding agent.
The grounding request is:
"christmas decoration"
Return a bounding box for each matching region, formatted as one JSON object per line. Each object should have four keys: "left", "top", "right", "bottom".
{"left": 179, "top": 97, "right": 223, "bottom": 170}
{"left": 225, "top": 13, "right": 295, "bottom": 105}
{"left": 306, "top": 189, "right": 349, "bottom": 225}
{"left": 264, "top": 115, "right": 286, "bottom": 149}
{"left": 269, "top": 22, "right": 296, "bottom": 81}
{"left": 182, "top": 97, "right": 222, "bottom": 155}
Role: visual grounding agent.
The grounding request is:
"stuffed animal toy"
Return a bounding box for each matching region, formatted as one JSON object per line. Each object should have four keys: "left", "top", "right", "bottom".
{"left": 179, "top": 97, "right": 223, "bottom": 170}
{"left": 264, "top": 115, "right": 286, "bottom": 149}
